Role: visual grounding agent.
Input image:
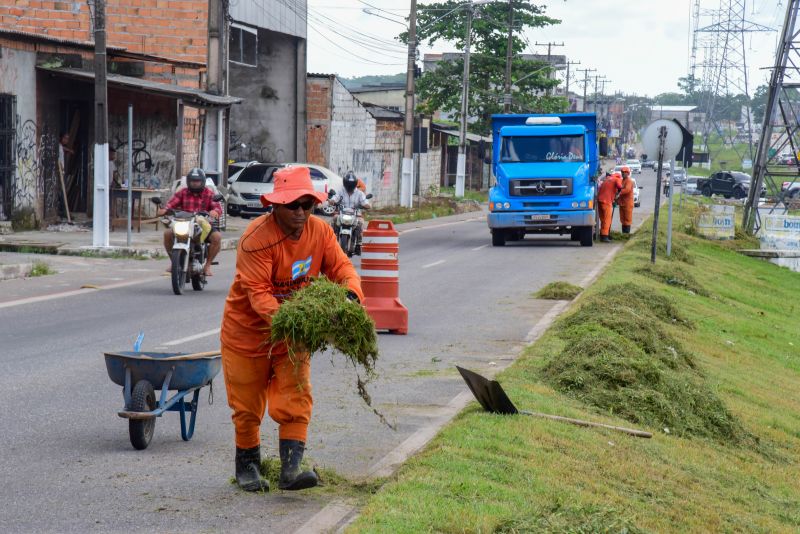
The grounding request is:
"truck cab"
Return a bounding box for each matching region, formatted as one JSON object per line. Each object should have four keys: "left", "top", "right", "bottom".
{"left": 488, "top": 113, "right": 599, "bottom": 246}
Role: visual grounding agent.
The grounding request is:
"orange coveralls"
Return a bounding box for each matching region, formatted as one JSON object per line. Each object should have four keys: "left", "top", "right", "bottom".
{"left": 617, "top": 177, "right": 635, "bottom": 227}
{"left": 356, "top": 178, "right": 366, "bottom": 192}
{"left": 220, "top": 215, "right": 364, "bottom": 449}
{"left": 597, "top": 175, "right": 622, "bottom": 237}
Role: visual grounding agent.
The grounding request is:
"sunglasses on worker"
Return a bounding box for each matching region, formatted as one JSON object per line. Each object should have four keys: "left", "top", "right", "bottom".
{"left": 281, "top": 199, "right": 315, "bottom": 211}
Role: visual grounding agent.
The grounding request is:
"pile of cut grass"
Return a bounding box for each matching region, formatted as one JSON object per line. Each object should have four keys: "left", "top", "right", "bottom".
{"left": 271, "top": 277, "right": 378, "bottom": 372}
{"left": 636, "top": 262, "right": 710, "bottom": 296}
{"left": 270, "top": 277, "right": 392, "bottom": 427}
{"left": 533, "top": 281, "right": 583, "bottom": 300}
{"left": 542, "top": 283, "right": 746, "bottom": 443}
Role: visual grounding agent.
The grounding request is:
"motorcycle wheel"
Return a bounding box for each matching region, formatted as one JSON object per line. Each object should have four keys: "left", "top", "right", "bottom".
{"left": 171, "top": 249, "right": 186, "bottom": 295}
{"left": 192, "top": 246, "right": 206, "bottom": 291}
{"left": 339, "top": 233, "right": 352, "bottom": 257}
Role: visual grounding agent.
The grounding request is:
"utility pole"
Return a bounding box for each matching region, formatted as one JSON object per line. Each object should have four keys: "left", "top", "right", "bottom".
{"left": 563, "top": 59, "right": 580, "bottom": 98}
{"left": 503, "top": 0, "right": 514, "bottom": 113}
{"left": 456, "top": 2, "right": 475, "bottom": 198}
{"left": 592, "top": 74, "right": 607, "bottom": 114}
{"left": 92, "top": 0, "right": 109, "bottom": 248}
{"left": 535, "top": 41, "right": 564, "bottom": 95}
{"left": 401, "top": 0, "right": 417, "bottom": 207}
{"left": 577, "top": 68, "right": 595, "bottom": 112}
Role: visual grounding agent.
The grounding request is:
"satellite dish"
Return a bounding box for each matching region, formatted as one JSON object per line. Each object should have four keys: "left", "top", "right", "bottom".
{"left": 642, "top": 120, "right": 683, "bottom": 161}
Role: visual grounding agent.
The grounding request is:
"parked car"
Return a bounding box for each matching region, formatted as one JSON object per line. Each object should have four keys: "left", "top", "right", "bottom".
{"left": 641, "top": 158, "right": 656, "bottom": 169}
{"left": 669, "top": 166, "right": 687, "bottom": 184}
{"left": 696, "top": 171, "right": 764, "bottom": 199}
{"left": 684, "top": 176, "right": 702, "bottom": 195}
{"left": 226, "top": 162, "right": 284, "bottom": 218}
{"left": 625, "top": 159, "right": 642, "bottom": 174}
{"left": 781, "top": 181, "right": 800, "bottom": 198}
{"left": 283, "top": 163, "right": 345, "bottom": 216}
{"left": 632, "top": 177, "right": 641, "bottom": 207}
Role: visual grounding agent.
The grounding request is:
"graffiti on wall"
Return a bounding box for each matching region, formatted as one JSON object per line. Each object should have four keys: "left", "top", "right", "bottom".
{"left": 229, "top": 131, "right": 286, "bottom": 163}
{"left": 12, "top": 118, "right": 59, "bottom": 220}
{"left": 109, "top": 114, "right": 175, "bottom": 189}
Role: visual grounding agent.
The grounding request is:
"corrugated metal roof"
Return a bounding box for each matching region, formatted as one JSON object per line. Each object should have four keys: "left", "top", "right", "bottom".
{"left": 649, "top": 105, "right": 698, "bottom": 112}
{"left": 37, "top": 67, "right": 241, "bottom": 107}
{"left": 363, "top": 104, "right": 403, "bottom": 120}
{"left": 0, "top": 28, "right": 125, "bottom": 51}
{"left": 431, "top": 124, "right": 491, "bottom": 143}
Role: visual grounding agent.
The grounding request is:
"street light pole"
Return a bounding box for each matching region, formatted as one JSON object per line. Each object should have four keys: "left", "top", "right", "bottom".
{"left": 456, "top": 2, "right": 474, "bottom": 198}
{"left": 401, "top": 0, "right": 418, "bottom": 208}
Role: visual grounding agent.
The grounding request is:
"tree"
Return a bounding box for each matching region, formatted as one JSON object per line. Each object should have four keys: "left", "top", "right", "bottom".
{"left": 404, "top": 1, "right": 565, "bottom": 135}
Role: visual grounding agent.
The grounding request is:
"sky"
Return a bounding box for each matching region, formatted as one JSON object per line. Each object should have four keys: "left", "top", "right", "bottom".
{"left": 305, "top": 0, "right": 786, "bottom": 98}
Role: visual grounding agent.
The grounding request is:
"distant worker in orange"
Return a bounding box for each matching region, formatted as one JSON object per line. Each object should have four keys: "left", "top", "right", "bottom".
{"left": 220, "top": 166, "right": 364, "bottom": 493}
{"left": 617, "top": 166, "right": 635, "bottom": 234}
{"left": 356, "top": 177, "right": 366, "bottom": 192}
{"left": 597, "top": 171, "right": 623, "bottom": 242}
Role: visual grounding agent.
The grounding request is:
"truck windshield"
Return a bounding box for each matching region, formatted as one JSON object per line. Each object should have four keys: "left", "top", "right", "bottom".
{"left": 500, "top": 135, "right": 584, "bottom": 163}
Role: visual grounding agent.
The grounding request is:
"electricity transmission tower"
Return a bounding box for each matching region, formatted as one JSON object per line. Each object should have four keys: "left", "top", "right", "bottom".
{"left": 695, "top": 0, "right": 772, "bottom": 165}
{"left": 743, "top": 0, "right": 800, "bottom": 233}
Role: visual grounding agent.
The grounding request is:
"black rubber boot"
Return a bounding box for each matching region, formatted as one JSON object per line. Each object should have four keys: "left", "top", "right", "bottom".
{"left": 235, "top": 446, "right": 269, "bottom": 492}
{"left": 278, "top": 439, "right": 318, "bottom": 491}
{"left": 600, "top": 235, "right": 611, "bottom": 243}
{"left": 622, "top": 225, "right": 631, "bottom": 234}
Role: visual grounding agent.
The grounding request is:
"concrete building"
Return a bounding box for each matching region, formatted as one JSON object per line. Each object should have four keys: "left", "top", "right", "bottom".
{"left": 227, "top": 0, "right": 307, "bottom": 164}
{"left": 0, "top": 1, "right": 238, "bottom": 228}
{"left": 305, "top": 74, "right": 444, "bottom": 208}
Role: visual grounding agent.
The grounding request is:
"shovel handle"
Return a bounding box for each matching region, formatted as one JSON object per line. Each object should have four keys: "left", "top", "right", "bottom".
{"left": 519, "top": 410, "right": 652, "bottom": 439}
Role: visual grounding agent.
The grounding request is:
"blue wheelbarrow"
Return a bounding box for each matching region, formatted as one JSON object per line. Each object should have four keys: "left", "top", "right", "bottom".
{"left": 104, "top": 350, "right": 222, "bottom": 450}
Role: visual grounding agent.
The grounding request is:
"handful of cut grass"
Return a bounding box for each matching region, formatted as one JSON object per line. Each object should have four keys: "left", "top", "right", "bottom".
{"left": 271, "top": 278, "right": 392, "bottom": 428}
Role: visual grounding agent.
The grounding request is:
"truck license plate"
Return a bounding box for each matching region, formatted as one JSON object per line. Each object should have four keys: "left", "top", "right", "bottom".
{"left": 530, "top": 214, "right": 550, "bottom": 221}
{"left": 246, "top": 201, "right": 261, "bottom": 208}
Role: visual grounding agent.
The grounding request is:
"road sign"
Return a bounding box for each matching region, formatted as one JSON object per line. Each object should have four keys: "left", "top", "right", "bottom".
{"left": 642, "top": 120, "right": 683, "bottom": 161}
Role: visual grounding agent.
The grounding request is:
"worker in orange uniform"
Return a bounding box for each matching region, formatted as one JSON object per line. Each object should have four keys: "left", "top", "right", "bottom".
{"left": 597, "top": 171, "right": 623, "bottom": 242}
{"left": 617, "top": 166, "right": 635, "bottom": 234}
{"left": 220, "top": 166, "right": 365, "bottom": 493}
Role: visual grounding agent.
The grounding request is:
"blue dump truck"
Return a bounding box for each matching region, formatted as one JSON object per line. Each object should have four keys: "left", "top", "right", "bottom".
{"left": 488, "top": 113, "right": 600, "bottom": 247}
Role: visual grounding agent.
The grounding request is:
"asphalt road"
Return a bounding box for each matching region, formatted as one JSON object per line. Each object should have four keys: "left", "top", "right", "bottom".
{"left": 0, "top": 168, "right": 660, "bottom": 533}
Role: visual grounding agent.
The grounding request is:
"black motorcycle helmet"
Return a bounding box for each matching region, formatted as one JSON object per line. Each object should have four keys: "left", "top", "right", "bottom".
{"left": 343, "top": 171, "right": 357, "bottom": 193}
{"left": 186, "top": 168, "right": 206, "bottom": 193}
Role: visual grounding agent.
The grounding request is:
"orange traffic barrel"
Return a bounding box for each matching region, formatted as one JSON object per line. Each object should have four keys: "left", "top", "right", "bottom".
{"left": 360, "top": 220, "right": 408, "bottom": 334}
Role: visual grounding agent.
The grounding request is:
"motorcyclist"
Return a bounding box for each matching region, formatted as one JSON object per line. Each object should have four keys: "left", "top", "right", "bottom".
{"left": 158, "top": 167, "right": 222, "bottom": 276}
{"left": 328, "top": 171, "right": 371, "bottom": 253}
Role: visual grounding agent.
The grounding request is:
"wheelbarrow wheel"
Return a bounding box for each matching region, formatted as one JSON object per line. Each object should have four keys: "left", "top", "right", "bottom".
{"left": 129, "top": 380, "right": 156, "bottom": 450}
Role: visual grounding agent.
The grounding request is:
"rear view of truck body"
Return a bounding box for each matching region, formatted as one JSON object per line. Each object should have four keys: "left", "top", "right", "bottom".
{"left": 488, "top": 113, "right": 599, "bottom": 246}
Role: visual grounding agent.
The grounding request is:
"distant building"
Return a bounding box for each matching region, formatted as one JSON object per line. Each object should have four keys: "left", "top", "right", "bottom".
{"left": 349, "top": 83, "right": 405, "bottom": 111}
{"left": 649, "top": 105, "right": 705, "bottom": 133}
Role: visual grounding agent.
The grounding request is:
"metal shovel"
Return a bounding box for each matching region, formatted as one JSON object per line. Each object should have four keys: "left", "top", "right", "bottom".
{"left": 456, "top": 366, "right": 652, "bottom": 439}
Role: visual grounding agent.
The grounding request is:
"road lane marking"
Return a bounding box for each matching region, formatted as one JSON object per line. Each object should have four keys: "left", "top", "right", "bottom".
{"left": 162, "top": 328, "right": 220, "bottom": 346}
{"left": 471, "top": 244, "right": 488, "bottom": 251}
{"left": 421, "top": 260, "right": 445, "bottom": 269}
{"left": 0, "top": 276, "right": 163, "bottom": 310}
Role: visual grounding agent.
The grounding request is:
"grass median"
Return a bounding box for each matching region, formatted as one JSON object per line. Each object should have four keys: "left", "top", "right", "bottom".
{"left": 347, "top": 198, "right": 800, "bottom": 533}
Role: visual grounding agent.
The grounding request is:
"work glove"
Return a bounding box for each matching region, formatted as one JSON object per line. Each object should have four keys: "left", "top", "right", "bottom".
{"left": 346, "top": 290, "right": 360, "bottom": 304}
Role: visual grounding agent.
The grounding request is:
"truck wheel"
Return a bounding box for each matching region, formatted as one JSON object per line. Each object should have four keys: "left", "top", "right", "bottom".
{"left": 702, "top": 185, "right": 712, "bottom": 197}
{"left": 491, "top": 230, "right": 506, "bottom": 247}
{"left": 579, "top": 227, "right": 593, "bottom": 247}
{"left": 570, "top": 229, "right": 579, "bottom": 241}
{"left": 733, "top": 188, "right": 746, "bottom": 199}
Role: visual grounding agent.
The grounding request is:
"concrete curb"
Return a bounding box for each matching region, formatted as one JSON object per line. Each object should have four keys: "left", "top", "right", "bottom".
{"left": 1, "top": 262, "right": 33, "bottom": 281}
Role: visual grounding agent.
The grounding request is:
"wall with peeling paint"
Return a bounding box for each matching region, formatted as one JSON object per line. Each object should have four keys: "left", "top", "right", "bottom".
{"left": 229, "top": 27, "right": 302, "bottom": 164}
{"left": 0, "top": 47, "right": 39, "bottom": 219}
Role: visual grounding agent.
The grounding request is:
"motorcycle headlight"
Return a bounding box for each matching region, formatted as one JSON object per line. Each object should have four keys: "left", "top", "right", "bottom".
{"left": 174, "top": 221, "right": 190, "bottom": 236}
{"left": 341, "top": 214, "right": 355, "bottom": 225}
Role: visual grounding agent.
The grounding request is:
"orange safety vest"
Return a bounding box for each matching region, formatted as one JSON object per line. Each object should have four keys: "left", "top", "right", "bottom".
{"left": 597, "top": 175, "right": 622, "bottom": 204}
{"left": 617, "top": 178, "right": 635, "bottom": 206}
